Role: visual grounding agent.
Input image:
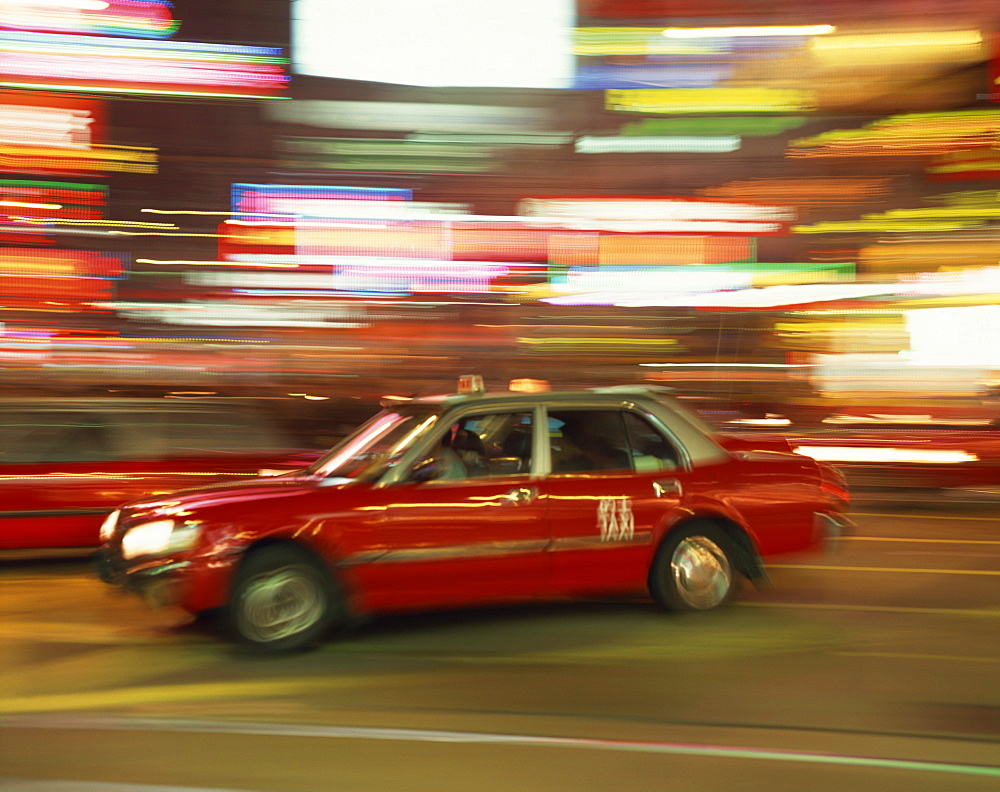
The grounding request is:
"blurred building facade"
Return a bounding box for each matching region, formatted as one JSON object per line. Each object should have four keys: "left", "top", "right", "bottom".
{"left": 0, "top": 0, "right": 999, "bottom": 426}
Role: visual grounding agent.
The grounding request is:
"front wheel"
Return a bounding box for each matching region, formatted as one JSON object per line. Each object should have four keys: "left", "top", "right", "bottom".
{"left": 648, "top": 523, "right": 738, "bottom": 612}
{"left": 225, "top": 544, "right": 339, "bottom": 652}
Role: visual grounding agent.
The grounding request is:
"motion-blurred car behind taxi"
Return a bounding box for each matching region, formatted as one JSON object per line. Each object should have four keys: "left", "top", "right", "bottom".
{"left": 0, "top": 397, "right": 320, "bottom": 552}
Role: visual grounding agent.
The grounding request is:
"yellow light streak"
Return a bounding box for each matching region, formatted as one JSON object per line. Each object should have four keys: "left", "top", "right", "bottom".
{"left": 573, "top": 28, "right": 716, "bottom": 56}
{"left": 809, "top": 29, "right": 982, "bottom": 53}
{"left": 50, "top": 219, "right": 176, "bottom": 229}
{"left": 0, "top": 200, "right": 61, "bottom": 210}
{"left": 607, "top": 88, "right": 813, "bottom": 114}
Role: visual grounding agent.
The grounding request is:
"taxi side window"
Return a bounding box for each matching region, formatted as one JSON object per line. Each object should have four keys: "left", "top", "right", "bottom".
{"left": 417, "top": 411, "right": 533, "bottom": 482}
{"left": 547, "top": 409, "right": 681, "bottom": 474}
{"left": 549, "top": 409, "right": 632, "bottom": 474}
{"left": 622, "top": 412, "right": 681, "bottom": 472}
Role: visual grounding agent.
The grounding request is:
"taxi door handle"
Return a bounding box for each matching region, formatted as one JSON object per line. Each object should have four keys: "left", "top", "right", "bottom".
{"left": 503, "top": 486, "right": 537, "bottom": 505}
{"left": 653, "top": 478, "right": 682, "bottom": 498}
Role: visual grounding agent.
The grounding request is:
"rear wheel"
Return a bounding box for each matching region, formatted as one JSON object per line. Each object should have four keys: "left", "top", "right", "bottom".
{"left": 649, "top": 523, "right": 737, "bottom": 612}
{"left": 226, "top": 544, "right": 339, "bottom": 652}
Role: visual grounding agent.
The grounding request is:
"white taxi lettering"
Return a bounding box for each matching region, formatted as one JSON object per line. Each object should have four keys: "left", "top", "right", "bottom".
{"left": 598, "top": 497, "right": 634, "bottom": 542}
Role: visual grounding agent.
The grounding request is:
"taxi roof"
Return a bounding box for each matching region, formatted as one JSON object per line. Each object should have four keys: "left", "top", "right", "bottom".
{"left": 383, "top": 385, "right": 675, "bottom": 410}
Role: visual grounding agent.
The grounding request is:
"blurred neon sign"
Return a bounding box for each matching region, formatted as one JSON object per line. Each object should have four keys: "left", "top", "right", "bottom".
{"left": 231, "top": 184, "right": 412, "bottom": 222}
{"left": 0, "top": 32, "right": 288, "bottom": 98}
{"left": 0, "top": 179, "right": 106, "bottom": 221}
{"left": 0, "top": 0, "right": 179, "bottom": 38}
{"left": 0, "top": 248, "right": 126, "bottom": 309}
{"left": 0, "top": 143, "right": 157, "bottom": 175}
{"left": 517, "top": 196, "right": 795, "bottom": 232}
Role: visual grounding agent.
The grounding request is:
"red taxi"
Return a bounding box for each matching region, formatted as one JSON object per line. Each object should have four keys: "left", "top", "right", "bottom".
{"left": 96, "top": 378, "right": 852, "bottom": 652}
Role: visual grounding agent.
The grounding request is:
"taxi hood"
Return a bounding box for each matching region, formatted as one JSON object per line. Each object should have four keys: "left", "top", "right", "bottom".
{"left": 121, "top": 472, "right": 337, "bottom": 518}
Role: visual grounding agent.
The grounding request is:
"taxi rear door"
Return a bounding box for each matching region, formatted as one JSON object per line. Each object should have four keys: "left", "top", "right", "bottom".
{"left": 538, "top": 406, "right": 689, "bottom": 595}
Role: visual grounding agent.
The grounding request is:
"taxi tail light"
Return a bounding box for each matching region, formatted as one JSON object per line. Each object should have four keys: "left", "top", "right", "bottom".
{"left": 818, "top": 462, "right": 851, "bottom": 504}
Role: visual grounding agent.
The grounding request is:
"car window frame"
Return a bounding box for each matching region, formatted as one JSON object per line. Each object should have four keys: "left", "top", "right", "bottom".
{"left": 379, "top": 404, "right": 546, "bottom": 486}
{"left": 538, "top": 401, "right": 693, "bottom": 476}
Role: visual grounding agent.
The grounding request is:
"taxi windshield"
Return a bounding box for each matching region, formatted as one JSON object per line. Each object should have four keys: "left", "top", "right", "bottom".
{"left": 309, "top": 409, "right": 437, "bottom": 481}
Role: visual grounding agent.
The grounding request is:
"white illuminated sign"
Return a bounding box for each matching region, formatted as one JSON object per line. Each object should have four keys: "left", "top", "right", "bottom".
{"left": 292, "top": 0, "right": 575, "bottom": 88}
{"left": 0, "top": 105, "right": 93, "bottom": 148}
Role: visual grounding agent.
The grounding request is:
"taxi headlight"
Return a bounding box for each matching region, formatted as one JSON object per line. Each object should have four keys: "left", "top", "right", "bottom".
{"left": 99, "top": 509, "right": 120, "bottom": 543}
{"left": 121, "top": 519, "right": 201, "bottom": 560}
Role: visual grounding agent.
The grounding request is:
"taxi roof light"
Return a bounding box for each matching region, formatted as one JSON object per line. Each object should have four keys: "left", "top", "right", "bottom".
{"left": 509, "top": 378, "right": 550, "bottom": 393}
{"left": 457, "top": 374, "right": 485, "bottom": 394}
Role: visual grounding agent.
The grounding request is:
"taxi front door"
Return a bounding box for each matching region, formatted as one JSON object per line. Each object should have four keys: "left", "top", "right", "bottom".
{"left": 372, "top": 475, "right": 548, "bottom": 611}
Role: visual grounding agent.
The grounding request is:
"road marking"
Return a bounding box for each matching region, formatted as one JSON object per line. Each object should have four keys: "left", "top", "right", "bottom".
{"left": 834, "top": 651, "right": 999, "bottom": 663}
{"left": 740, "top": 601, "right": 1000, "bottom": 617}
{"left": 845, "top": 536, "right": 1000, "bottom": 545}
{"left": 851, "top": 512, "right": 999, "bottom": 522}
{"left": 0, "top": 622, "right": 180, "bottom": 645}
{"left": 0, "top": 678, "right": 367, "bottom": 715}
{"left": 0, "top": 780, "right": 249, "bottom": 792}
{"left": 769, "top": 564, "right": 1000, "bottom": 576}
{"left": 3, "top": 717, "right": 998, "bottom": 780}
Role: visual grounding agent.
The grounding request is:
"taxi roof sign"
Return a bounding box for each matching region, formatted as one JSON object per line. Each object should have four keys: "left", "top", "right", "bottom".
{"left": 509, "top": 378, "right": 550, "bottom": 393}
{"left": 457, "top": 374, "right": 485, "bottom": 394}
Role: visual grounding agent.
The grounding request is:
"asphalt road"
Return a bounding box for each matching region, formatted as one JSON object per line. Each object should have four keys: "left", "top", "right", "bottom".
{"left": 0, "top": 496, "right": 997, "bottom": 791}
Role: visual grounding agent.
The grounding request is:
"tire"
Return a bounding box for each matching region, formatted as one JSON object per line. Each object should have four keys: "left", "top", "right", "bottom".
{"left": 648, "top": 522, "right": 738, "bottom": 612}
{"left": 225, "top": 544, "right": 339, "bottom": 652}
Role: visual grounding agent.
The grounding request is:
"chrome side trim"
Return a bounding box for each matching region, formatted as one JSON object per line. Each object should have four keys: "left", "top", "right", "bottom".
{"left": 340, "top": 533, "right": 654, "bottom": 567}
{"left": 550, "top": 532, "right": 654, "bottom": 551}
{"left": 0, "top": 508, "right": 108, "bottom": 519}
{"left": 341, "top": 539, "right": 550, "bottom": 566}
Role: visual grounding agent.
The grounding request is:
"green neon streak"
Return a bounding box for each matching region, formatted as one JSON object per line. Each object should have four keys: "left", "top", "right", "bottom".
{"left": 0, "top": 179, "right": 106, "bottom": 192}
{"left": 0, "top": 82, "right": 287, "bottom": 100}
{"left": 598, "top": 742, "right": 1000, "bottom": 778}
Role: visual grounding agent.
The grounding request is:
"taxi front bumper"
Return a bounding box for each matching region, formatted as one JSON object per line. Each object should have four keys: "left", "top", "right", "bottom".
{"left": 95, "top": 546, "right": 234, "bottom": 613}
{"left": 95, "top": 546, "right": 190, "bottom": 605}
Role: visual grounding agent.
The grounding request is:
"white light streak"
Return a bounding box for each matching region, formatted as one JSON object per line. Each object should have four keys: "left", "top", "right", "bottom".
{"left": 793, "top": 446, "right": 979, "bottom": 464}
{"left": 576, "top": 135, "right": 741, "bottom": 154}
{"left": 663, "top": 25, "right": 835, "bottom": 38}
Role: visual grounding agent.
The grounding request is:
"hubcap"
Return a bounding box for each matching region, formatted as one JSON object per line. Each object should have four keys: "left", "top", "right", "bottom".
{"left": 670, "top": 536, "right": 732, "bottom": 610}
{"left": 238, "top": 565, "right": 324, "bottom": 643}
